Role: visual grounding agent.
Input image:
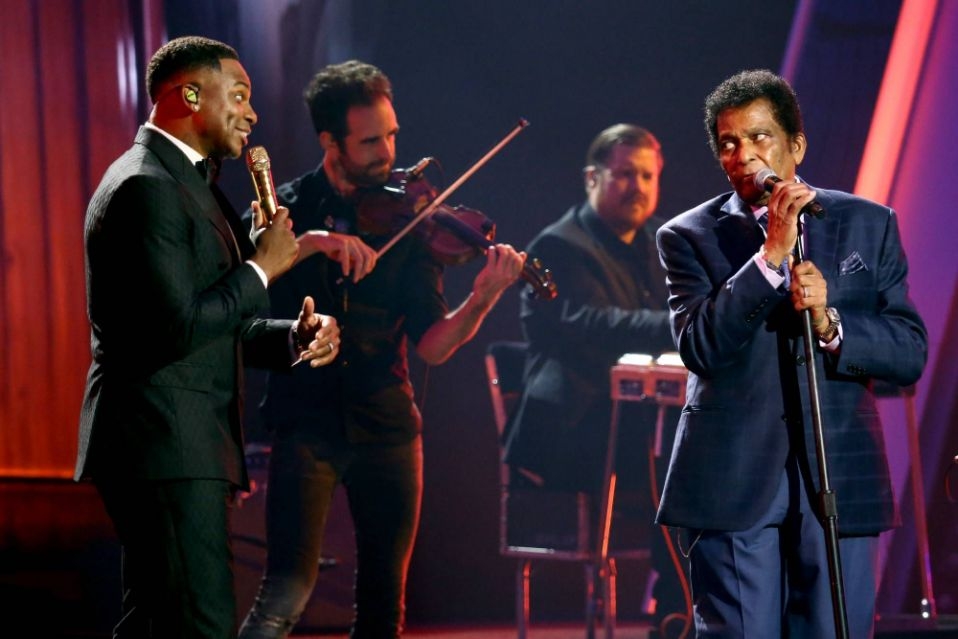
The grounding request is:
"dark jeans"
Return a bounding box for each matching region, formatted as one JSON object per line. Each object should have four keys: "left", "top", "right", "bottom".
{"left": 239, "top": 430, "right": 423, "bottom": 639}
{"left": 96, "top": 478, "right": 237, "bottom": 639}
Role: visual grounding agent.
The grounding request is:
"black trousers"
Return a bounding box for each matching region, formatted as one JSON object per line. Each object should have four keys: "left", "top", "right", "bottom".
{"left": 96, "top": 478, "right": 237, "bottom": 639}
{"left": 239, "top": 431, "right": 423, "bottom": 639}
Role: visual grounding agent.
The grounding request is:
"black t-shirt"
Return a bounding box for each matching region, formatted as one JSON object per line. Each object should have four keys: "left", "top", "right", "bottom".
{"left": 252, "top": 166, "right": 448, "bottom": 444}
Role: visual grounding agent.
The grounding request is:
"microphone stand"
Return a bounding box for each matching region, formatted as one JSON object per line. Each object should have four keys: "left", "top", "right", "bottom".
{"left": 794, "top": 215, "right": 850, "bottom": 639}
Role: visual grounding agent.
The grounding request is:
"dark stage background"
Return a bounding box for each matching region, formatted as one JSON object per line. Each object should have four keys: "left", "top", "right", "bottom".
{"left": 2, "top": 0, "right": 956, "bottom": 635}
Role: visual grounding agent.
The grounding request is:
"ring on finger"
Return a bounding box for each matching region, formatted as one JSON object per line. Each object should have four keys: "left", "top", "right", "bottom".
{"left": 802, "top": 286, "right": 809, "bottom": 298}
{"left": 327, "top": 342, "right": 335, "bottom": 355}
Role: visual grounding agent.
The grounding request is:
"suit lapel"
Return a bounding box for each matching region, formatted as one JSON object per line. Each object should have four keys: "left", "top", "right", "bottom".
{"left": 209, "top": 183, "right": 256, "bottom": 262}
{"left": 570, "top": 205, "right": 640, "bottom": 303}
{"left": 802, "top": 188, "right": 841, "bottom": 280}
{"left": 715, "top": 194, "right": 762, "bottom": 270}
{"left": 136, "top": 127, "right": 248, "bottom": 263}
{"left": 712, "top": 190, "right": 841, "bottom": 277}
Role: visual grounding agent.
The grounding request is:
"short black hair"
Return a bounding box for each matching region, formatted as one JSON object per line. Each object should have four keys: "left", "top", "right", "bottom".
{"left": 585, "top": 123, "right": 663, "bottom": 169}
{"left": 303, "top": 60, "right": 393, "bottom": 139}
{"left": 704, "top": 69, "right": 804, "bottom": 157}
{"left": 146, "top": 36, "right": 238, "bottom": 102}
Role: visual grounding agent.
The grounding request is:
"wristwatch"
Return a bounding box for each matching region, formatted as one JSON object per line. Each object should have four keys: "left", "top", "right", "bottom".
{"left": 816, "top": 306, "right": 841, "bottom": 343}
{"left": 759, "top": 244, "right": 785, "bottom": 273}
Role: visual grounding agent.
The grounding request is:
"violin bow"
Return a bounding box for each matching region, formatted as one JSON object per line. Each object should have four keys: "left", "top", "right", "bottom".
{"left": 375, "top": 118, "right": 529, "bottom": 258}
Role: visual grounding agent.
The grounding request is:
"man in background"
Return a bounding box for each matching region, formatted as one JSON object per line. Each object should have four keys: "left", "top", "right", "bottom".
{"left": 504, "top": 124, "right": 686, "bottom": 636}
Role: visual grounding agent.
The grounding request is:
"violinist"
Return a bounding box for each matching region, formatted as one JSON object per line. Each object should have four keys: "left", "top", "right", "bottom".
{"left": 238, "top": 60, "right": 524, "bottom": 639}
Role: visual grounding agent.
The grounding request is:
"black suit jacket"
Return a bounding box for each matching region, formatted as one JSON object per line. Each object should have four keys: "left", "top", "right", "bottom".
{"left": 655, "top": 188, "right": 927, "bottom": 535}
{"left": 75, "top": 127, "right": 292, "bottom": 488}
{"left": 503, "top": 203, "right": 675, "bottom": 488}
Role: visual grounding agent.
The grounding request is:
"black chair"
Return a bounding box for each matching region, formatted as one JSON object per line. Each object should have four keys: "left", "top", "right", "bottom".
{"left": 484, "top": 341, "right": 649, "bottom": 639}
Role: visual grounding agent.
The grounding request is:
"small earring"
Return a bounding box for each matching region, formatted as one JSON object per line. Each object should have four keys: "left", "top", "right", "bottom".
{"left": 191, "top": 103, "right": 200, "bottom": 112}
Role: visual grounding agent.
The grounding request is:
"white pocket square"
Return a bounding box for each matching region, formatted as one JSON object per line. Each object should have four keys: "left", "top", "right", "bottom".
{"left": 839, "top": 251, "right": 867, "bottom": 276}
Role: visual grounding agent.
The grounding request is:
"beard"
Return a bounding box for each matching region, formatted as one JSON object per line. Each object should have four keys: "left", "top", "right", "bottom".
{"left": 339, "top": 155, "right": 393, "bottom": 189}
{"left": 619, "top": 194, "right": 657, "bottom": 229}
{"left": 623, "top": 194, "right": 650, "bottom": 217}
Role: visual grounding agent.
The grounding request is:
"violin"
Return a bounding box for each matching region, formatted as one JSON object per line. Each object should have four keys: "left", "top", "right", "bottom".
{"left": 356, "top": 160, "right": 557, "bottom": 300}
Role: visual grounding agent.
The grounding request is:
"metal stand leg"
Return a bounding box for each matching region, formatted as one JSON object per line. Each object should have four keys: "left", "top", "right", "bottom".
{"left": 590, "top": 399, "right": 623, "bottom": 639}
{"left": 795, "top": 221, "right": 849, "bottom": 638}
{"left": 904, "top": 390, "right": 937, "bottom": 619}
{"left": 586, "top": 563, "right": 598, "bottom": 639}
{"left": 517, "top": 559, "right": 531, "bottom": 639}
{"left": 604, "top": 558, "right": 617, "bottom": 639}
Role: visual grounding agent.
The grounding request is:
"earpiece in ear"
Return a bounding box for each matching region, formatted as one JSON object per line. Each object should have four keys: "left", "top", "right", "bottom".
{"left": 184, "top": 85, "right": 199, "bottom": 105}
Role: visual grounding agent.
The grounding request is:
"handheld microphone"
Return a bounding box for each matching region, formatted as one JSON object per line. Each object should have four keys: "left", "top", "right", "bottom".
{"left": 246, "top": 146, "right": 278, "bottom": 228}
{"left": 754, "top": 168, "right": 825, "bottom": 219}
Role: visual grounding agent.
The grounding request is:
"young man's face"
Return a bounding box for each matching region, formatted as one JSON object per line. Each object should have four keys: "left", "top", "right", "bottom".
{"left": 192, "top": 58, "right": 257, "bottom": 160}
{"left": 332, "top": 95, "right": 399, "bottom": 188}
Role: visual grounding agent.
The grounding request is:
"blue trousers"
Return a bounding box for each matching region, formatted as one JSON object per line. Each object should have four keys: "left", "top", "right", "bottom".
{"left": 686, "top": 460, "right": 879, "bottom": 638}
{"left": 239, "top": 431, "right": 423, "bottom": 639}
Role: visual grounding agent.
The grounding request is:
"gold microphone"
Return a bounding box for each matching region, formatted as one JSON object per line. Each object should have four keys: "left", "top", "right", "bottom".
{"left": 246, "top": 146, "right": 278, "bottom": 229}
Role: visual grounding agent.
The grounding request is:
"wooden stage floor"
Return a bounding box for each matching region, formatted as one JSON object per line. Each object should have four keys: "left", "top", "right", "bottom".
{"left": 5, "top": 480, "right": 958, "bottom": 639}
{"left": 267, "top": 616, "right": 958, "bottom": 639}
{"left": 302, "top": 616, "right": 958, "bottom": 639}
{"left": 303, "top": 625, "right": 652, "bottom": 639}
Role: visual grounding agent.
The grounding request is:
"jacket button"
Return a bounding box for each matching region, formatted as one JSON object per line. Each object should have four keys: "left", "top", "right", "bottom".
{"left": 796, "top": 354, "right": 806, "bottom": 366}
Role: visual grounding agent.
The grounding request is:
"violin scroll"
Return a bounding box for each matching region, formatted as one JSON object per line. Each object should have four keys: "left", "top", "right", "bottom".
{"left": 524, "top": 257, "right": 557, "bottom": 300}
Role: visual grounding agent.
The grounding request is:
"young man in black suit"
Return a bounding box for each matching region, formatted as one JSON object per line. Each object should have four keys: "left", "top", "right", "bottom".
{"left": 76, "top": 36, "right": 340, "bottom": 638}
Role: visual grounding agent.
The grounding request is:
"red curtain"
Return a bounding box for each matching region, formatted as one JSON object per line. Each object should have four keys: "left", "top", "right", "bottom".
{"left": 0, "top": 0, "right": 164, "bottom": 477}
